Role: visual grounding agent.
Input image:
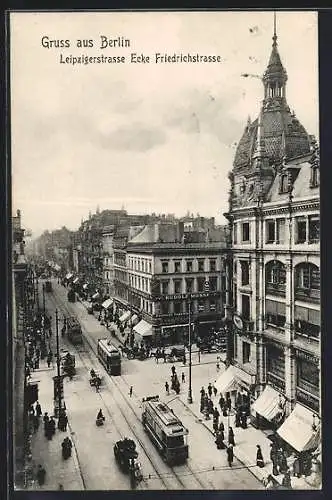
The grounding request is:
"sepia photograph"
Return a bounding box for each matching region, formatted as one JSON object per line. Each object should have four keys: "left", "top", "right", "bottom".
{"left": 10, "top": 10, "right": 320, "bottom": 491}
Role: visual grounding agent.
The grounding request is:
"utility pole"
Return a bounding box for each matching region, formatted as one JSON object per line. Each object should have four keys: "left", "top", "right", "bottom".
{"left": 187, "top": 299, "right": 193, "bottom": 404}
{"left": 42, "top": 283, "right": 46, "bottom": 317}
{"left": 54, "top": 309, "right": 63, "bottom": 417}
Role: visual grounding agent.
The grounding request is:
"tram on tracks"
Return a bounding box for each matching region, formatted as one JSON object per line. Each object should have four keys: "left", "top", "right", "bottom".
{"left": 66, "top": 317, "right": 83, "bottom": 345}
{"left": 97, "top": 338, "right": 121, "bottom": 375}
{"left": 142, "top": 395, "right": 189, "bottom": 465}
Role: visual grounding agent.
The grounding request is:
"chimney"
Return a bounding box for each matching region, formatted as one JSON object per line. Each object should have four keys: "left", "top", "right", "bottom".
{"left": 177, "top": 221, "right": 184, "bottom": 242}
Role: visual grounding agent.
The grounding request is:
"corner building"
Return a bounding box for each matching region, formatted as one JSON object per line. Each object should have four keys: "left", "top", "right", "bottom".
{"left": 224, "top": 28, "right": 320, "bottom": 437}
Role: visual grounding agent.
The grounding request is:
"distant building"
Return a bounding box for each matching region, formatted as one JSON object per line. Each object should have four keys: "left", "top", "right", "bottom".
{"left": 123, "top": 221, "right": 228, "bottom": 346}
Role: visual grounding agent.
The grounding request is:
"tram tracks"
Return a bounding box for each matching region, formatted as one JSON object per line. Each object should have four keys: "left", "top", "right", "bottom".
{"left": 48, "top": 290, "right": 179, "bottom": 489}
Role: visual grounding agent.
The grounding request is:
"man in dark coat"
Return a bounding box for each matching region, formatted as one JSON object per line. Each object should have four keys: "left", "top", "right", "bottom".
{"left": 49, "top": 416, "right": 56, "bottom": 436}
{"left": 228, "top": 426, "right": 235, "bottom": 446}
{"left": 208, "top": 383, "right": 213, "bottom": 398}
{"left": 270, "top": 443, "right": 279, "bottom": 476}
{"left": 256, "top": 445, "right": 265, "bottom": 468}
{"left": 219, "top": 395, "right": 225, "bottom": 412}
{"left": 43, "top": 413, "right": 49, "bottom": 436}
{"left": 36, "top": 465, "right": 46, "bottom": 486}
{"left": 226, "top": 445, "right": 234, "bottom": 467}
{"left": 35, "top": 401, "right": 42, "bottom": 417}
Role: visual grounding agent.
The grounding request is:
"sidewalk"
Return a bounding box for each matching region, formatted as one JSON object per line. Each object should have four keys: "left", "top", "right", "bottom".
{"left": 26, "top": 362, "right": 85, "bottom": 490}
{"left": 177, "top": 376, "right": 320, "bottom": 490}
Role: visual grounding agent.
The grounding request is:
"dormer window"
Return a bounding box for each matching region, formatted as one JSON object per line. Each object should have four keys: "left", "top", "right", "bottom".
{"left": 279, "top": 173, "right": 289, "bottom": 194}
{"left": 310, "top": 166, "right": 319, "bottom": 188}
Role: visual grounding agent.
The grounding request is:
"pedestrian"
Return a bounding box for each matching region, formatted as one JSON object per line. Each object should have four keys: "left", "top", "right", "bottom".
{"left": 213, "top": 386, "right": 218, "bottom": 398}
{"left": 162, "top": 348, "right": 166, "bottom": 363}
{"left": 36, "top": 465, "right": 46, "bottom": 486}
{"left": 256, "top": 445, "right": 265, "bottom": 468}
{"left": 43, "top": 413, "right": 49, "bottom": 436}
{"left": 215, "top": 431, "right": 226, "bottom": 450}
{"left": 235, "top": 410, "right": 241, "bottom": 427}
{"left": 226, "top": 394, "right": 232, "bottom": 411}
{"left": 171, "top": 365, "right": 176, "bottom": 376}
{"left": 129, "top": 386, "right": 133, "bottom": 397}
{"left": 200, "top": 387, "right": 205, "bottom": 398}
{"left": 49, "top": 416, "right": 56, "bottom": 436}
{"left": 241, "top": 411, "right": 248, "bottom": 429}
{"left": 33, "top": 414, "right": 40, "bottom": 433}
{"left": 293, "top": 457, "right": 301, "bottom": 478}
{"left": 35, "top": 401, "right": 42, "bottom": 417}
{"left": 208, "top": 398, "right": 214, "bottom": 415}
{"left": 226, "top": 444, "right": 234, "bottom": 467}
{"left": 278, "top": 449, "right": 288, "bottom": 474}
{"left": 222, "top": 403, "right": 228, "bottom": 417}
{"left": 181, "top": 372, "right": 185, "bottom": 383}
{"left": 219, "top": 395, "right": 225, "bottom": 412}
{"left": 282, "top": 470, "right": 292, "bottom": 489}
{"left": 208, "top": 383, "right": 213, "bottom": 398}
{"left": 216, "top": 362, "right": 220, "bottom": 372}
{"left": 270, "top": 443, "right": 279, "bottom": 476}
{"left": 218, "top": 421, "right": 225, "bottom": 433}
{"left": 165, "top": 381, "right": 169, "bottom": 395}
{"left": 228, "top": 426, "right": 235, "bottom": 446}
{"left": 58, "top": 484, "right": 64, "bottom": 490}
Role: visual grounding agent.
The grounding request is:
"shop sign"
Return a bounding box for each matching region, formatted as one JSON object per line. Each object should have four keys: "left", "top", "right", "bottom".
{"left": 294, "top": 349, "right": 319, "bottom": 365}
{"left": 154, "top": 291, "right": 220, "bottom": 301}
{"left": 296, "top": 388, "right": 319, "bottom": 412}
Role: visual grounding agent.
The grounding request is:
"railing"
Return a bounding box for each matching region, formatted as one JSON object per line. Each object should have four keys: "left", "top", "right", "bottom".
{"left": 266, "top": 282, "right": 286, "bottom": 297}
{"left": 295, "top": 287, "right": 320, "bottom": 303}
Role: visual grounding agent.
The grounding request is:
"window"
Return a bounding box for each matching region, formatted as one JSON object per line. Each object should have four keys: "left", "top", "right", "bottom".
{"left": 233, "top": 223, "right": 237, "bottom": 244}
{"left": 209, "top": 300, "right": 216, "bottom": 312}
{"left": 174, "top": 301, "right": 182, "bottom": 314}
{"left": 161, "top": 281, "right": 169, "bottom": 295}
{"left": 295, "top": 305, "right": 320, "bottom": 338}
{"left": 295, "top": 263, "right": 320, "bottom": 291}
{"left": 241, "top": 295, "right": 250, "bottom": 321}
{"left": 149, "top": 261, "right": 152, "bottom": 273}
{"left": 265, "top": 299, "right": 286, "bottom": 327}
{"left": 162, "top": 261, "right": 169, "bottom": 273}
{"left": 198, "top": 259, "right": 205, "bottom": 272}
{"left": 186, "top": 261, "right": 193, "bottom": 272}
{"left": 161, "top": 302, "right": 169, "bottom": 315}
{"left": 279, "top": 173, "right": 289, "bottom": 194}
{"left": 266, "top": 220, "right": 275, "bottom": 243}
{"left": 174, "top": 280, "right": 182, "bottom": 294}
{"left": 197, "top": 277, "right": 205, "bottom": 292}
{"left": 186, "top": 279, "right": 193, "bottom": 293}
{"left": 240, "top": 261, "right": 250, "bottom": 286}
{"left": 266, "top": 261, "right": 286, "bottom": 285}
{"left": 198, "top": 300, "right": 205, "bottom": 312}
{"left": 210, "top": 276, "right": 218, "bottom": 291}
{"left": 242, "top": 222, "right": 250, "bottom": 242}
{"left": 242, "top": 342, "right": 251, "bottom": 364}
{"left": 209, "top": 259, "right": 216, "bottom": 272}
{"left": 310, "top": 166, "right": 320, "bottom": 188}
{"left": 174, "top": 261, "right": 181, "bottom": 273}
{"left": 297, "top": 359, "right": 319, "bottom": 391}
{"left": 276, "top": 219, "right": 285, "bottom": 244}
{"left": 309, "top": 216, "right": 319, "bottom": 243}
{"left": 296, "top": 218, "right": 307, "bottom": 243}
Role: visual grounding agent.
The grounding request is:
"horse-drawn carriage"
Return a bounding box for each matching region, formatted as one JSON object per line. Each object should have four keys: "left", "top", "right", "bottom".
{"left": 122, "top": 345, "right": 148, "bottom": 361}
{"left": 60, "top": 350, "right": 76, "bottom": 378}
{"left": 114, "top": 438, "right": 143, "bottom": 489}
{"left": 152, "top": 345, "right": 186, "bottom": 363}
{"left": 89, "top": 369, "right": 103, "bottom": 389}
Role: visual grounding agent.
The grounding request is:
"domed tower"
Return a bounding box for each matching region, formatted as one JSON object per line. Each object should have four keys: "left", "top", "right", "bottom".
{"left": 231, "top": 18, "right": 311, "bottom": 209}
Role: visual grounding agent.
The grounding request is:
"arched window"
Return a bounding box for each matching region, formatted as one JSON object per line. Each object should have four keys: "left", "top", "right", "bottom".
{"left": 265, "top": 261, "right": 286, "bottom": 296}
{"left": 295, "top": 263, "right": 320, "bottom": 301}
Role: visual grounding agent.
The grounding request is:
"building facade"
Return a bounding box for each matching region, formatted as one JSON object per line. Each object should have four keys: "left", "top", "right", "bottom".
{"left": 224, "top": 26, "right": 320, "bottom": 431}
{"left": 126, "top": 222, "right": 228, "bottom": 345}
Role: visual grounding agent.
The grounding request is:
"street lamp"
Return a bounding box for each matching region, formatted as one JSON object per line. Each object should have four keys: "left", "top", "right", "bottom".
{"left": 54, "top": 309, "right": 63, "bottom": 417}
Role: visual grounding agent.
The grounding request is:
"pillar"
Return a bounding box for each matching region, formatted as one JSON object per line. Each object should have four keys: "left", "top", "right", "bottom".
{"left": 256, "top": 256, "right": 265, "bottom": 392}
{"left": 284, "top": 345, "right": 296, "bottom": 414}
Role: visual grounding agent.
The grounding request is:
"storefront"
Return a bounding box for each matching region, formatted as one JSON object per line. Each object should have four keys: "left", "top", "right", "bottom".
{"left": 294, "top": 349, "right": 320, "bottom": 413}
{"left": 214, "top": 365, "right": 255, "bottom": 407}
{"left": 133, "top": 319, "right": 153, "bottom": 346}
{"left": 277, "top": 403, "right": 321, "bottom": 476}
{"left": 266, "top": 342, "right": 286, "bottom": 391}
{"left": 251, "top": 385, "right": 286, "bottom": 430}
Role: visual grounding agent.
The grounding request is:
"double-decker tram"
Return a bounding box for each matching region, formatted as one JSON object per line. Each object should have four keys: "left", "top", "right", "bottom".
{"left": 97, "top": 338, "right": 121, "bottom": 375}
{"left": 142, "top": 395, "right": 189, "bottom": 465}
{"left": 66, "top": 317, "right": 83, "bottom": 345}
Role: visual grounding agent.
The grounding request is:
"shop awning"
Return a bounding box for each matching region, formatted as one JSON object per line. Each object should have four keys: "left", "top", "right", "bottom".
{"left": 277, "top": 403, "right": 321, "bottom": 453}
{"left": 214, "top": 366, "right": 239, "bottom": 394}
{"left": 54, "top": 264, "right": 61, "bottom": 271}
{"left": 73, "top": 278, "right": 79, "bottom": 285}
{"left": 83, "top": 283, "right": 89, "bottom": 290}
{"left": 102, "top": 298, "right": 113, "bottom": 310}
{"left": 65, "top": 273, "right": 73, "bottom": 280}
{"left": 92, "top": 292, "right": 100, "bottom": 301}
{"left": 252, "top": 385, "right": 283, "bottom": 421}
{"left": 133, "top": 319, "right": 153, "bottom": 337}
{"left": 119, "top": 311, "right": 131, "bottom": 323}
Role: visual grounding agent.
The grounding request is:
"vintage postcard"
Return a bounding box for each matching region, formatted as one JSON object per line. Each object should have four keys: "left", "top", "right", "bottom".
{"left": 10, "top": 10, "right": 320, "bottom": 491}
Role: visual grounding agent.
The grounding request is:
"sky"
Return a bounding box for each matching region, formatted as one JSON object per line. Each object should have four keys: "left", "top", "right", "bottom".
{"left": 10, "top": 10, "right": 319, "bottom": 237}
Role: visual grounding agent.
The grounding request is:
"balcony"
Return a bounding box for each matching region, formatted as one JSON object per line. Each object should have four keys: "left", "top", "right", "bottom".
{"left": 295, "top": 287, "right": 320, "bottom": 304}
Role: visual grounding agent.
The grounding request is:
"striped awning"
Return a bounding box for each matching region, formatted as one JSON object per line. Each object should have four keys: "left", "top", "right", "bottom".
{"left": 65, "top": 273, "right": 73, "bottom": 280}
{"left": 133, "top": 319, "right": 152, "bottom": 337}
{"left": 119, "top": 311, "right": 131, "bottom": 323}
{"left": 277, "top": 404, "right": 321, "bottom": 453}
{"left": 252, "top": 385, "right": 283, "bottom": 422}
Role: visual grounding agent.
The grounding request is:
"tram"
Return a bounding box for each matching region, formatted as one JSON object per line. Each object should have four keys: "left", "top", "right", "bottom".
{"left": 142, "top": 395, "right": 189, "bottom": 465}
{"left": 97, "top": 338, "right": 121, "bottom": 375}
{"left": 66, "top": 317, "right": 83, "bottom": 345}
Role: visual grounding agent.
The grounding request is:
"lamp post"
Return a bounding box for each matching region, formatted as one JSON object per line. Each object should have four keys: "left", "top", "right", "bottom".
{"left": 187, "top": 299, "right": 193, "bottom": 404}
{"left": 54, "top": 309, "right": 62, "bottom": 417}
{"left": 42, "top": 283, "right": 46, "bottom": 317}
